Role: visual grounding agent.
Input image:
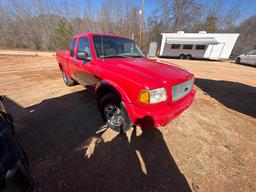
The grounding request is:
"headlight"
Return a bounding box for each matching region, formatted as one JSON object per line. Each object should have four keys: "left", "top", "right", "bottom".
{"left": 139, "top": 88, "right": 167, "bottom": 104}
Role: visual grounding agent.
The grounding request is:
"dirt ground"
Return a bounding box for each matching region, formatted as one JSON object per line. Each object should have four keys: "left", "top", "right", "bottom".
{"left": 0, "top": 50, "right": 255, "bottom": 192}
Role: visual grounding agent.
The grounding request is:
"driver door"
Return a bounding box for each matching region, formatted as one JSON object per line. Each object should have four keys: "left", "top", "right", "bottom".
{"left": 74, "top": 37, "right": 99, "bottom": 86}
{"left": 248, "top": 50, "right": 256, "bottom": 65}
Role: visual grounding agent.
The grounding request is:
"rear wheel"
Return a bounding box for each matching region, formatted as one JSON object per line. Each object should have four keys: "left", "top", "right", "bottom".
{"left": 99, "top": 93, "right": 131, "bottom": 133}
{"left": 178, "top": 54, "right": 185, "bottom": 59}
{"left": 185, "top": 54, "right": 192, "bottom": 60}
{"left": 235, "top": 57, "right": 241, "bottom": 64}
{"left": 61, "top": 70, "right": 76, "bottom": 86}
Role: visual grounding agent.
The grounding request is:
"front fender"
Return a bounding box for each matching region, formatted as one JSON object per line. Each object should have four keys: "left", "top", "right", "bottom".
{"left": 96, "top": 80, "right": 132, "bottom": 103}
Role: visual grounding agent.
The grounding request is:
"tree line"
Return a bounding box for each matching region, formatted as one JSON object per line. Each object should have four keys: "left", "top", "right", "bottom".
{"left": 0, "top": 0, "right": 255, "bottom": 56}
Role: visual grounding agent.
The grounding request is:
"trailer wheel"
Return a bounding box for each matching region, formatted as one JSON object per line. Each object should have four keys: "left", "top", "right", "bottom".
{"left": 235, "top": 57, "right": 241, "bottom": 64}
{"left": 185, "top": 54, "right": 192, "bottom": 60}
{"left": 178, "top": 54, "right": 185, "bottom": 59}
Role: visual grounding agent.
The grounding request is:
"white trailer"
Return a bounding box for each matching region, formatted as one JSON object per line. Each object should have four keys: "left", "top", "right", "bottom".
{"left": 159, "top": 31, "right": 239, "bottom": 60}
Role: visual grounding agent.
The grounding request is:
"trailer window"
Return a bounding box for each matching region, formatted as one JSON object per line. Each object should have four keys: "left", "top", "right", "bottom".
{"left": 171, "top": 44, "right": 181, "bottom": 49}
{"left": 196, "top": 45, "right": 206, "bottom": 50}
{"left": 70, "top": 38, "right": 77, "bottom": 57}
{"left": 183, "top": 45, "right": 193, "bottom": 49}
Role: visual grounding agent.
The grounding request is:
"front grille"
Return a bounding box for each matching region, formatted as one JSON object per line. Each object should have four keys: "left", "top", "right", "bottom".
{"left": 172, "top": 79, "right": 194, "bottom": 102}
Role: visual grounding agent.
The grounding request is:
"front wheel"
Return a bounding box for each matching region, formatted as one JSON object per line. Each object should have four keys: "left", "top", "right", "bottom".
{"left": 99, "top": 93, "right": 131, "bottom": 133}
{"left": 235, "top": 57, "right": 241, "bottom": 64}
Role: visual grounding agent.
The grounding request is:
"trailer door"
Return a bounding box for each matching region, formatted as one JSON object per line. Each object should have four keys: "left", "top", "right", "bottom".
{"left": 209, "top": 43, "right": 225, "bottom": 60}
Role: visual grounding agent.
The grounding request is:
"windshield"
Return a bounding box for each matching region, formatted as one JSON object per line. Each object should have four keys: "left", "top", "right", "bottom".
{"left": 92, "top": 35, "right": 145, "bottom": 58}
{"left": 247, "top": 49, "right": 256, "bottom": 55}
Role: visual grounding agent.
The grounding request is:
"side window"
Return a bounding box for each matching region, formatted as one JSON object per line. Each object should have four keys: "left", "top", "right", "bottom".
{"left": 183, "top": 44, "right": 193, "bottom": 49}
{"left": 171, "top": 44, "right": 181, "bottom": 49}
{"left": 196, "top": 45, "right": 206, "bottom": 50}
{"left": 78, "top": 37, "right": 91, "bottom": 57}
{"left": 70, "top": 38, "right": 77, "bottom": 57}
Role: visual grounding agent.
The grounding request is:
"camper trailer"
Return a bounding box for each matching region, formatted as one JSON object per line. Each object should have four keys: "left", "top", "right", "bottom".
{"left": 159, "top": 31, "right": 239, "bottom": 60}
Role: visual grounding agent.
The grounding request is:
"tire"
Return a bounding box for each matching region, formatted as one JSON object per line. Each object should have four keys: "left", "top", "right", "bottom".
{"left": 236, "top": 57, "right": 241, "bottom": 64}
{"left": 99, "top": 93, "right": 131, "bottom": 133}
{"left": 61, "top": 70, "right": 76, "bottom": 86}
{"left": 178, "top": 54, "right": 185, "bottom": 59}
{"left": 185, "top": 54, "right": 192, "bottom": 60}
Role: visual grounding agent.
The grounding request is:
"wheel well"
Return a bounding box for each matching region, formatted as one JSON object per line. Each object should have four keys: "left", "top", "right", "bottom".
{"left": 96, "top": 85, "right": 121, "bottom": 103}
{"left": 236, "top": 57, "right": 241, "bottom": 63}
{"left": 58, "top": 63, "right": 63, "bottom": 71}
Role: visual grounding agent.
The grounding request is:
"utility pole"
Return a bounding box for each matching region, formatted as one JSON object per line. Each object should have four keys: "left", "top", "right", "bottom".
{"left": 139, "top": 0, "right": 144, "bottom": 48}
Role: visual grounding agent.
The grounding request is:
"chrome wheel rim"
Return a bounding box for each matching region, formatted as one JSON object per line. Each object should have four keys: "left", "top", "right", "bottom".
{"left": 104, "top": 104, "right": 124, "bottom": 126}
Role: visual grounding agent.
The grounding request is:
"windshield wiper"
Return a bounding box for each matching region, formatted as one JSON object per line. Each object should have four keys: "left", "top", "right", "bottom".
{"left": 100, "top": 54, "right": 145, "bottom": 58}
{"left": 116, "top": 54, "right": 145, "bottom": 58}
{"left": 129, "top": 55, "right": 145, "bottom": 58}
{"left": 100, "top": 55, "right": 127, "bottom": 58}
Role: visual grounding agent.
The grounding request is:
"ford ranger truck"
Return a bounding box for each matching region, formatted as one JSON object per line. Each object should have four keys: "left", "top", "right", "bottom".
{"left": 56, "top": 33, "right": 196, "bottom": 132}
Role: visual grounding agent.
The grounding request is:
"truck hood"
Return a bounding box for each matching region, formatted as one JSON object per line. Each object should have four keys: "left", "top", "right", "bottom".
{"left": 98, "top": 58, "right": 193, "bottom": 87}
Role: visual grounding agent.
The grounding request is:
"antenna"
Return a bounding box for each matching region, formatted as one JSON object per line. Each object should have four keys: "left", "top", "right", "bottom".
{"left": 101, "top": 34, "right": 104, "bottom": 62}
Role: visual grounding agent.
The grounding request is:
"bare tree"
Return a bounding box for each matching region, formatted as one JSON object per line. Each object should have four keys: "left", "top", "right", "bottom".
{"left": 0, "top": 0, "right": 250, "bottom": 54}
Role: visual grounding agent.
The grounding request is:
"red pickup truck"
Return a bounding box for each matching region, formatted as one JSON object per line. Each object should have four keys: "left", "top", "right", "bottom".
{"left": 56, "top": 33, "right": 195, "bottom": 132}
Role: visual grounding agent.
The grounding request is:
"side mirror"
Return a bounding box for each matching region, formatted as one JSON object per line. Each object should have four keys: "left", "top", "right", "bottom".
{"left": 76, "top": 52, "right": 91, "bottom": 61}
{"left": 76, "top": 52, "right": 86, "bottom": 60}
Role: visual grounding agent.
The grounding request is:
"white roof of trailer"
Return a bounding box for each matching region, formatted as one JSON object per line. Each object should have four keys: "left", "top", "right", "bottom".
{"left": 166, "top": 37, "right": 219, "bottom": 45}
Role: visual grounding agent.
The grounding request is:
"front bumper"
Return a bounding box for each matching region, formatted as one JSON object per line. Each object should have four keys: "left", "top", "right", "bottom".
{"left": 125, "top": 88, "right": 196, "bottom": 128}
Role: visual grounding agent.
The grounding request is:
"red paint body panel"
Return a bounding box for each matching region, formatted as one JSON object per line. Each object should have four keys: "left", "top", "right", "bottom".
{"left": 125, "top": 89, "right": 196, "bottom": 127}
{"left": 56, "top": 33, "right": 196, "bottom": 127}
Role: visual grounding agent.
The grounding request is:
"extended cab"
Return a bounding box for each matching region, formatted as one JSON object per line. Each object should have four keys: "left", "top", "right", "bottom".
{"left": 56, "top": 33, "right": 196, "bottom": 132}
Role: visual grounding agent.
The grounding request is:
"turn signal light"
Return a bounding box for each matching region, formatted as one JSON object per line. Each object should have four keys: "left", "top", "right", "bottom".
{"left": 139, "top": 90, "right": 150, "bottom": 104}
